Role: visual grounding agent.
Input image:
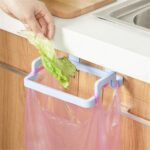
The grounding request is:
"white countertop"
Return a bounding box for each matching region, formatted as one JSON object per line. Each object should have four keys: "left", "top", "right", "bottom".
{"left": 0, "top": 0, "right": 150, "bottom": 84}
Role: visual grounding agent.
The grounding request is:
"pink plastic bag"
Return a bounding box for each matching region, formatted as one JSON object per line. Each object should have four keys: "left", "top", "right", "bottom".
{"left": 24, "top": 69, "right": 120, "bottom": 150}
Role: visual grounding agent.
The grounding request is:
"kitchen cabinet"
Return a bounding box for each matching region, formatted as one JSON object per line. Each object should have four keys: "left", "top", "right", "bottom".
{"left": 0, "top": 65, "right": 25, "bottom": 150}
{"left": 0, "top": 29, "right": 150, "bottom": 150}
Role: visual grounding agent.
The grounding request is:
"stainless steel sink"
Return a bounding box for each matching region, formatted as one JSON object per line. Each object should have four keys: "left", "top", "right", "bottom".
{"left": 95, "top": 0, "right": 150, "bottom": 32}
{"left": 134, "top": 9, "right": 150, "bottom": 29}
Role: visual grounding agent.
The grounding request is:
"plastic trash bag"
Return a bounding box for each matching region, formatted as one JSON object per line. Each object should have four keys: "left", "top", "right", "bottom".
{"left": 24, "top": 68, "right": 120, "bottom": 150}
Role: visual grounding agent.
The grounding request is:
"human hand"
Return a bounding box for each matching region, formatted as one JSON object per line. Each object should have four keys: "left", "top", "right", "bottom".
{"left": 0, "top": 0, "right": 54, "bottom": 39}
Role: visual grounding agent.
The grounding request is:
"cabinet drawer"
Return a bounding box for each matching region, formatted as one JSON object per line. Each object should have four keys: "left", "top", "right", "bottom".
{"left": 0, "top": 29, "right": 39, "bottom": 72}
{"left": 103, "top": 86, "right": 150, "bottom": 119}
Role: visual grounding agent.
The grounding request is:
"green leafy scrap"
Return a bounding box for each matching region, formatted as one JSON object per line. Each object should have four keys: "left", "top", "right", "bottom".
{"left": 20, "top": 31, "right": 76, "bottom": 88}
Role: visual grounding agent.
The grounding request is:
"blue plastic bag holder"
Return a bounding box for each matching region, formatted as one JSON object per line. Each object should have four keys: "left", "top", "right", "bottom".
{"left": 24, "top": 55, "right": 150, "bottom": 126}
{"left": 24, "top": 55, "right": 123, "bottom": 108}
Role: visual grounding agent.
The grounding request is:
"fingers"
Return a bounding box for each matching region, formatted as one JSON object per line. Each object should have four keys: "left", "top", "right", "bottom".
{"left": 25, "top": 14, "right": 42, "bottom": 34}
{"left": 41, "top": 6, "right": 55, "bottom": 39}
{"left": 38, "top": 17, "right": 48, "bottom": 36}
{"left": 24, "top": 2, "right": 54, "bottom": 39}
{"left": 47, "top": 21, "right": 55, "bottom": 39}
